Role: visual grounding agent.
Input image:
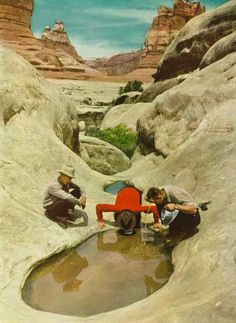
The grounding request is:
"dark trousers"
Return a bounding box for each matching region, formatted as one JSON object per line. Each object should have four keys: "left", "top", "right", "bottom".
{"left": 169, "top": 211, "right": 201, "bottom": 233}
{"left": 45, "top": 188, "right": 81, "bottom": 223}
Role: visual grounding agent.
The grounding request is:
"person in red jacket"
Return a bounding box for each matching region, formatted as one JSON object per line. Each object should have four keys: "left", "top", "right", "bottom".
{"left": 96, "top": 186, "right": 161, "bottom": 234}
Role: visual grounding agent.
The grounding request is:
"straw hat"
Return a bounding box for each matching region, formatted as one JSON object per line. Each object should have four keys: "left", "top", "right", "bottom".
{"left": 57, "top": 164, "right": 76, "bottom": 178}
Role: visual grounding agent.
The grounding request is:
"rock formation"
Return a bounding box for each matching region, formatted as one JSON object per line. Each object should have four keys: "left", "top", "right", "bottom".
{"left": 39, "top": 20, "right": 84, "bottom": 66}
{"left": 0, "top": 0, "right": 35, "bottom": 42}
{"left": 100, "top": 102, "right": 153, "bottom": 131}
{"left": 153, "top": 0, "right": 236, "bottom": 81}
{"left": 80, "top": 135, "right": 131, "bottom": 175}
{"left": 0, "top": 0, "right": 103, "bottom": 79}
{"left": 139, "top": 0, "right": 205, "bottom": 69}
{"left": 86, "top": 49, "right": 145, "bottom": 76}
{"left": 1, "top": 2, "right": 236, "bottom": 323}
{"left": 200, "top": 30, "right": 236, "bottom": 69}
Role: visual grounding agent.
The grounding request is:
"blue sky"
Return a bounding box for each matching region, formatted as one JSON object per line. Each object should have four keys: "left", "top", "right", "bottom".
{"left": 32, "top": 0, "right": 229, "bottom": 59}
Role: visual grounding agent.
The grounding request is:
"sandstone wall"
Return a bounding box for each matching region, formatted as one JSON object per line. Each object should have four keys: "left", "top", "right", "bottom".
{"left": 0, "top": 0, "right": 35, "bottom": 42}
{"left": 153, "top": 0, "right": 236, "bottom": 81}
{"left": 139, "top": 0, "right": 205, "bottom": 69}
{"left": 0, "top": 0, "right": 102, "bottom": 79}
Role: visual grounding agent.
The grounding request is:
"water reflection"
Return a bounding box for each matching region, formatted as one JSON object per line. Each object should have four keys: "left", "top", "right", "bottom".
{"left": 51, "top": 251, "right": 88, "bottom": 292}
{"left": 23, "top": 230, "right": 172, "bottom": 317}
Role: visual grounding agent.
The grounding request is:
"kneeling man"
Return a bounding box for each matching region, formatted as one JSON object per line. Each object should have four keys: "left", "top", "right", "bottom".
{"left": 43, "top": 164, "right": 86, "bottom": 227}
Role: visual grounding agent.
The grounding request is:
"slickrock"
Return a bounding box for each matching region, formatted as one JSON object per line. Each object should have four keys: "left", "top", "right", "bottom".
{"left": 153, "top": 0, "right": 236, "bottom": 81}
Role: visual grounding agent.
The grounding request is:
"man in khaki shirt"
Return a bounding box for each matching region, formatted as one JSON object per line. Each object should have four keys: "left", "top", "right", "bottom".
{"left": 44, "top": 164, "right": 86, "bottom": 227}
{"left": 145, "top": 185, "right": 200, "bottom": 234}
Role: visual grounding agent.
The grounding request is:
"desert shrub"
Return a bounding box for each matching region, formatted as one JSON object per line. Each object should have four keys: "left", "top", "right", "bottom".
{"left": 87, "top": 124, "right": 137, "bottom": 158}
{"left": 119, "top": 80, "right": 144, "bottom": 95}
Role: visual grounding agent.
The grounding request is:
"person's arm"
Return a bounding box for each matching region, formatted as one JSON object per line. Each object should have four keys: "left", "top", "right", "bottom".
{"left": 164, "top": 203, "right": 197, "bottom": 214}
{"left": 70, "top": 181, "right": 87, "bottom": 208}
{"left": 96, "top": 204, "right": 118, "bottom": 229}
{"left": 49, "top": 186, "right": 81, "bottom": 205}
{"left": 70, "top": 181, "right": 86, "bottom": 197}
{"left": 140, "top": 206, "right": 161, "bottom": 228}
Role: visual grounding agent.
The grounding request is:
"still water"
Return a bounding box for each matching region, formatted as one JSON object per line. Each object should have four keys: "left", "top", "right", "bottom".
{"left": 23, "top": 230, "right": 172, "bottom": 317}
{"left": 104, "top": 181, "right": 129, "bottom": 194}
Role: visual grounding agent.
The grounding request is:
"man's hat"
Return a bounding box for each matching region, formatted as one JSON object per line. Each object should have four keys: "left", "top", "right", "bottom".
{"left": 57, "top": 164, "right": 76, "bottom": 178}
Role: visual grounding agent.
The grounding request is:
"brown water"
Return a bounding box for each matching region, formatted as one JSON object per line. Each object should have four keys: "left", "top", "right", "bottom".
{"left": 23, "top": 230, "right": 172, "bottom": 317}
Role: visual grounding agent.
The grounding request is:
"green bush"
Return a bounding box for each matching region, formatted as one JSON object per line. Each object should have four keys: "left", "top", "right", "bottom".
{"left": 119, "top": 80, "right": 144, "bottom": 95}
{"left": 87, "top": 124, "right": 137, "bottom": 158}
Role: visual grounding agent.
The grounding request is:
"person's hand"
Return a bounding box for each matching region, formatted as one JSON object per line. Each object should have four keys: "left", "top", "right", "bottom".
{"left": 164, "top": 203, "right": 176, "bottom": 211}
{"left": 79, "top": 196, "right": 86, "bottom": 209}
{"left": 97, "top": 221, "right": 105, "bottom": 230}
{"left": 153, "top": 222, "right": 162, "bottom": 229}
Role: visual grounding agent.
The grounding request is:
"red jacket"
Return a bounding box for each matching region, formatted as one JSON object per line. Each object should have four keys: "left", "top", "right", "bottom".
{"left": 96, "top": 187, "right": 159, "bottom": 223}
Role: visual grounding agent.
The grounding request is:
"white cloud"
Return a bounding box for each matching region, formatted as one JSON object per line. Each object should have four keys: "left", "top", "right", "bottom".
{"left": 70, "top": 38, "right": 134, "bottom": 60}
{"left": 85, "top": 8, "right": 156, "bottom": 24}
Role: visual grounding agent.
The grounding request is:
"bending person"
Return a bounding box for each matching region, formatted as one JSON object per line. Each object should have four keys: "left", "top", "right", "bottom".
{"left": 96, "top": 186, "right": 160, "bottom": 235}
{"left": 145, "top": 185, "right": 200, "bottom": 235}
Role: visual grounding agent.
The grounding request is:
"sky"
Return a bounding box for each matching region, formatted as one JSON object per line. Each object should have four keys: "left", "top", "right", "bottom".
{"left": 32, "top": 0, "right": 229, "bottom": 59}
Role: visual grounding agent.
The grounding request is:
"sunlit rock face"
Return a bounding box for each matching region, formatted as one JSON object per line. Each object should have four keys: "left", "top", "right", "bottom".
{"left": 153, "top": 1, "right": 236, "bottom": 81}
{"left": 139, "top": 0, "right": 205, "bottom": 69}
{"left": 0, "top": 0, "right": 35, "bottom": 42}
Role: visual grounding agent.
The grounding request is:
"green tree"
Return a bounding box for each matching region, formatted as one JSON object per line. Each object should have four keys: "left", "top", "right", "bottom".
{"left": 119, "top": 80, "right": 144, "bottom": 95}
{"left": 87, "top": 124, "right": 137, "bottom": 158}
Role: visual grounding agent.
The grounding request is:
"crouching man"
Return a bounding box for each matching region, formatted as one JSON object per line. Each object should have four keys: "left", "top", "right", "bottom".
{"left": 43, "top": 164, "right": 86, "bottom": 227}
{"left": 96, "top": 186, "right": 161, "bottom": 235}
{"left": 145, "top": 185, "right": 200, "bottom": 236}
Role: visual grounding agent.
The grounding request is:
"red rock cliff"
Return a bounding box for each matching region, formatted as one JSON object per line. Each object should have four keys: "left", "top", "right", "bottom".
{"left": 139, "top": 0, "right": 205, "bottom": 68}
{"left": 0, "top": 0, "right": 102, "bottom": 79}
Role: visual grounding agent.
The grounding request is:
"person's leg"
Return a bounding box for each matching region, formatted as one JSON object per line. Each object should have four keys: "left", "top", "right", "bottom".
{"left": 169, "top": 212, "right": 200, "bottom": 233}
{"left": 45, "top": 200, "right": 70, "bottom": 224}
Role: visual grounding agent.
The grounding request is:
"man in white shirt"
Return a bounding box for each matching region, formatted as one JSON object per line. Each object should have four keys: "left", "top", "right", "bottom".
{"left": 44, "top": 164, "right": 86, "bottom": 227}
{"left": 145, "top": 185, "right": 200, "bottom": 235}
